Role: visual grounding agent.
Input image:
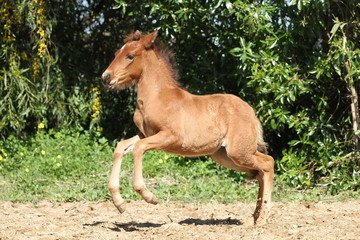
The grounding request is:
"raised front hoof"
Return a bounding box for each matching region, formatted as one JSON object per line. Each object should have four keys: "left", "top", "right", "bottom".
{"left": 113, "top": 200, "right": 126, "bottom": 214}
{"left": 138, "top": 189, "right": 158, "bottom": 205}
{"left": 146, "top": 194, "right": 158, "bottom": 205}
{"left": 116, "top": 205, "right": 126, "bottom": 214}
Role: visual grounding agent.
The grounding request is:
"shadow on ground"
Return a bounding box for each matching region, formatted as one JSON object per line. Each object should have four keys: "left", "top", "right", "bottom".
{"left": 87, "top": 217, "right": 243, "bottom": 232}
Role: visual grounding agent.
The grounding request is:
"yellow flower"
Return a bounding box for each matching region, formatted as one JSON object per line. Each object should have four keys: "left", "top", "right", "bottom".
{"left": 33, "top": 59, "right": 40, "bottom": 78}
{"left": 158, "top": 159, "right": 164, "bottom": 164}
{"left": 36, "top": 27, "right": 45, "bottom": 37}
{"left": 21, "top": 52, "right": 28, "bottom": 60}
{"left": 37, "top": 8, "right": 44, "bottom": 15}
{"left": 7, "top": 36, "right": 16, "bottom": 42}
{"left": 38, "top": 122, "right": 45, "bottom": 129}
{"left": 164, "top": 155, "right": 169, "bottom": 160}
{"left": 25, "top": 168, "right": 30, "bottom": 173}
{"left": 3, "top": 153, "right": 7, "bottom": 157}
{"left": 39, "top": 41, "right": 47, "bottom": 49}
{"left": 57, "top": 155, "right": 62, "bottom": 159}
{"left": 90, "top": 87, "right": 100, "bottom": 93}
{"left": 41, "top": 150, "right": 46, "bottom": 155}
{"left": 9, "top": 60, "right": 16, "bottom": 67}
{"left": 0, "top": 156, "right": 2, "bottom": 161}
{"left": 56, "top": 162, "right": 62, "bottom": 167}
{"left": 19, "top": 152, "right": 24, "bottom": 156}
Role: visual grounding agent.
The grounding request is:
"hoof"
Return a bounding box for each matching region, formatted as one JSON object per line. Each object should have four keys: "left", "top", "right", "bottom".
{"left": 147, "top": 194, "right": 158, "bottom": 205}
{"left": 242, "top": 217, "right": 255, "bottom": 227}
{"left": 150, "top": 196, "right": 158, "bottom": 205}
{"left": 117, "top": 205, "right": 126, "bottom": 214}
{"left": 254, "top": 217, "right": 268, "bottom": 226}
{"left": 141, "top": 190, "right": 158, "bottom": 205}
{"left": 113, "top": 199, "right": 126, "bottom": 213}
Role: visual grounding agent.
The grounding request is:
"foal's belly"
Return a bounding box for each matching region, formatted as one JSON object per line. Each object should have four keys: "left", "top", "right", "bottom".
{"left": 166, "top": 122, "right": 225, "bottom": 156}
{"left": 163, "top": 142, "right": 222, "bottom": 157}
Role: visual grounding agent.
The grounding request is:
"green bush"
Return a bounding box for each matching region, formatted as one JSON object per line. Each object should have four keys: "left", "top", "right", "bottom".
{"left": 0, "top": 0, "right": 94, "bottom": 136}
{"left": 1, "top": 0, "right": 359, "bottom": 194}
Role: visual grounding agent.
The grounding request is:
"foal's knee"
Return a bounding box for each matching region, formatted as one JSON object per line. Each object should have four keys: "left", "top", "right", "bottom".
{"left": 114, "top": 143, "right": 123, "bottom": 156}
{"left": 133, "top": 183, "right": 145, "bottom": 193}
{"left": 108, "top": 183, "right": 118, "bottom": 193}
{"left": 113, "top": 141, "right": 129, "bottom": 158}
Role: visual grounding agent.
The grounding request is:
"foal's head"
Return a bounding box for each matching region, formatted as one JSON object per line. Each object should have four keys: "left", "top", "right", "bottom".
{"left": 101, "top": 30, "right": 159, "bottom": 90}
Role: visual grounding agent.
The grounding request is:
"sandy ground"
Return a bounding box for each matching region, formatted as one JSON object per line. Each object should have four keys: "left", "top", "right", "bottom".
{"left": 0, "top": 200, "right": 359, "bottom": 240}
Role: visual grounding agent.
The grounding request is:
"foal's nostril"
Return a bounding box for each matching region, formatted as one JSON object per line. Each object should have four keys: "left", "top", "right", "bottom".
{"left": 101, "top": 72, "right": 111, "bottom": 85}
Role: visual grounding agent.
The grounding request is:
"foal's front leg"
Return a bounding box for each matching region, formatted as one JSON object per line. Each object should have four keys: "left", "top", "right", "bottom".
{"left": 131, "top": 131, "right": 174, "bottom": 204}
{"left": 108, "top": 135, "right": 140, "bottom": 213}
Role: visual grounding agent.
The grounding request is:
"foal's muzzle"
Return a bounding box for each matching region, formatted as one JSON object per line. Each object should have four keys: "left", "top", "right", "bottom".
{"left": 101, "top": 71, "right": 112, "bottom": 86}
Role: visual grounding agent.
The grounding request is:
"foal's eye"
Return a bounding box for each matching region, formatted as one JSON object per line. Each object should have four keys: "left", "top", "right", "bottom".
{"left": 127, "top": 55, "right": 134, "bottom": 60}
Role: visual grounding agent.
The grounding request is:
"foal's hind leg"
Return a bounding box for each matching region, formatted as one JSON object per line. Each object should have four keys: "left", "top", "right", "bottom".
{"left": 225, "top": 132, "right": 274, "bottom": 225}
{"left": 229, "top": 150, "right": 274, "bottom": 225}
{"left": 212, "top": 147, "right": 273, "bottom": 225}
{"left": 252, "top": 152, "right": 274, "bottom": 225}
{"left": 210, "top": 147, "right": 257, "bottom": 176}
{"left": 108, "top": 135, "right": 140, "bottom": 213}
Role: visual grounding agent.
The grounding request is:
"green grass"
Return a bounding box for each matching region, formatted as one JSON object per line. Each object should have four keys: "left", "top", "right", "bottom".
{"left": 0, "top": 128, "right": 359, "bottom": 204}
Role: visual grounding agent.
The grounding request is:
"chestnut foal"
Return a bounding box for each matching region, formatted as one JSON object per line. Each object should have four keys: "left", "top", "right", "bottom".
{"left": 101, "top": 30, "right": 274, "bottom": 225}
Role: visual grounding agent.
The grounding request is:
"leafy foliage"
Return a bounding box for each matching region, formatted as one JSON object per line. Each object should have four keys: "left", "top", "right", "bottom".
{"left": 111, "top": 0, "right": 359, "bottom": 192}
{"left": 1, "top": 0, "right": 359, "bottom": 193}
{"left": 0, "top": 0, "right": 92, "bottom": 135}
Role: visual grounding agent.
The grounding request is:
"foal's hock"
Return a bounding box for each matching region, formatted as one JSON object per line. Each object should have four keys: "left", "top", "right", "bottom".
{"left": 102, "top": 30, "right": 274, "bottom": 225}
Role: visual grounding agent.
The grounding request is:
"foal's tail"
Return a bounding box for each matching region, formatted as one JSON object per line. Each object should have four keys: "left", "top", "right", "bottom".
{"left": 256, "top": 120, "right": 268, "bottom": 154}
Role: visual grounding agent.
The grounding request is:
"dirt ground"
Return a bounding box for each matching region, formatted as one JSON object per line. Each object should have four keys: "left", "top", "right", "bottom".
{"left": 0, "top": 200, "right": 359, "bottom": 240}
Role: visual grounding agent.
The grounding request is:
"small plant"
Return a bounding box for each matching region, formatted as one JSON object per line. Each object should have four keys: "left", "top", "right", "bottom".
{"left": 1, "top": 129, "right": 358, "bottom": 204}
{"left": 0, "top": 128, "right": 256, "bottom": 203}
{"left": 0, "top": 128, "right": 112, "bottom": 202}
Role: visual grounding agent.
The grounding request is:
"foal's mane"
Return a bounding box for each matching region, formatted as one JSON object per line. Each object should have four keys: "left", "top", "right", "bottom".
{"left": 125, "top": 31, "right": 180, "bottom": 85}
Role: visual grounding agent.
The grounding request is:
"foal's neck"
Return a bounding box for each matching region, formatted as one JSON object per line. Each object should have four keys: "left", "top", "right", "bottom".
{"left": 136, "top": 51, "right": 179, "bottom": 100}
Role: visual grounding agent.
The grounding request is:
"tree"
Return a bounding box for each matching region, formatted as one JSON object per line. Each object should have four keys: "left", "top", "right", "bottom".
{"left": 0, "top": 0, "right": 94, "bottom": 136}
{"left": 1, "top": 0, "right": 358, "bottom": 191}
{"left": 112, "top": 0, "right": 359, "bottom": 191}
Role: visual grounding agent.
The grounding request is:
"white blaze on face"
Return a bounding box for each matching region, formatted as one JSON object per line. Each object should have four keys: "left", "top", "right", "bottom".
{"left": 119, "top": 44, "right": 126, "bottom": 54}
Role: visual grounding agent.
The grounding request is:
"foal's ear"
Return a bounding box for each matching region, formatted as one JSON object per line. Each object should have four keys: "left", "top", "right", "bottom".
{"left": 142, "top": 30, "right": 158, "bottom": 49}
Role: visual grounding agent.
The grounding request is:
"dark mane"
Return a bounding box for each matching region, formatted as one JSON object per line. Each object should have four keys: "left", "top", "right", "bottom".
{"left": 125, "top": 31, "right": 180, "bottom": 85}
{"left": 124, "top": 31, "right": 142, "bottom": 42}
{"left": 153, "top": 40, "right": 180, "bottom": 82}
